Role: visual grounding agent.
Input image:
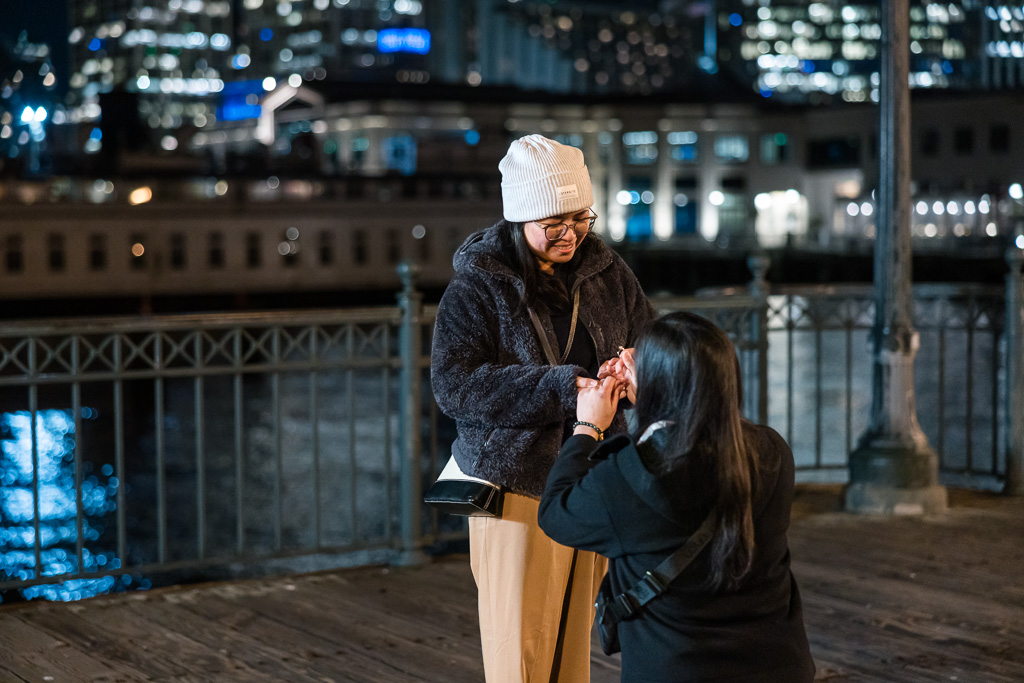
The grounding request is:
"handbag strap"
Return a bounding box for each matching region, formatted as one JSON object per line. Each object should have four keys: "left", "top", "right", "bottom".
{"left": 528, "top": 287, "right": 580, "bottom": 366}
{"left": 604, "top": 513, "right": 717, "bottom": 621}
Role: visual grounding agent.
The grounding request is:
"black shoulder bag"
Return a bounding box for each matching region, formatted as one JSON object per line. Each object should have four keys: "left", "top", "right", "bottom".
{"left": 594, "top": 513, "right": 716, "bottom": 655}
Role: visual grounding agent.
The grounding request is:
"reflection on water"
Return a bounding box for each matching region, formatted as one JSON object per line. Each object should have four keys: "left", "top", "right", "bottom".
{"left": 0, "top": 410, "right": 134, "bottom": 602}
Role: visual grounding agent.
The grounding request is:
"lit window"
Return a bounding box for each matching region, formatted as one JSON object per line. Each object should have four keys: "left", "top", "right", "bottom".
{"left": 714, "top": 135, "right": 749, "bottom": 163}
{"left": 130, "top": 234, "right": 146, "bottom": 270}
{"left": 760, "top": 133, "right": 789, "bottom": 164}
{"left": 668, "top": 131, "right": 698, "bottom": 163}
{"left": 623, "top": 131, "right": 658, "bottom": 165}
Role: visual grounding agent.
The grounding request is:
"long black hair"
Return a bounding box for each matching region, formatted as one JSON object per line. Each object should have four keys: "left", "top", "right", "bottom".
{"left": 499, "top": 220, "right": 571, "bottom": 315}
{"left": 631, "top": 311, "right": 758, "bottom": 590}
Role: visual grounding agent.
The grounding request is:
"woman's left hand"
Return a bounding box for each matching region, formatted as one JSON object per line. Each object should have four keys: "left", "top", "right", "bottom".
{"left": 576, "top": 376, "right": 622, "bottom": 433}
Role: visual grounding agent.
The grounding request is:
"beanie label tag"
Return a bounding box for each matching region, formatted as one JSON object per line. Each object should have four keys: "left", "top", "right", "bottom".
{"left": 556, "top": 184, "right": 579, "bottom": 200}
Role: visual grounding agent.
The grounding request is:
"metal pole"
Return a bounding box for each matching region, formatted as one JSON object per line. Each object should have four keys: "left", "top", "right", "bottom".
{"left": 845, "top": 0, "right": 946, "bottom": 514}
{"left": 1005, "top": 246, "right": 1024, "bottom": 495}
{"left": 747, "top": 252, "right": 770, "bottom": 425}
{"left": 394, "top": 261, "right": 428, "bottom": 566}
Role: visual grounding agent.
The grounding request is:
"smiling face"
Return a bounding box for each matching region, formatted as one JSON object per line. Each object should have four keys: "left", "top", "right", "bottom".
{"left": 523, "top": 208, "right": 593, "bottom": 272}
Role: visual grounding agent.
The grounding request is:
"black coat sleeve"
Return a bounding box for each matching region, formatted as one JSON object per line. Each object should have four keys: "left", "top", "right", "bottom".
{"left": 537, "top": 434, "right": 622, "bottom": 556}
{"left": 431, "top": 274, "right": 583, "bottom": 428}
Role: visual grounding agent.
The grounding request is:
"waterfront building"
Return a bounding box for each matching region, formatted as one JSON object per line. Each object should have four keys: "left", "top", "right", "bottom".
{"left": 2, "top": 85, "right": 1021, "bottom": 306}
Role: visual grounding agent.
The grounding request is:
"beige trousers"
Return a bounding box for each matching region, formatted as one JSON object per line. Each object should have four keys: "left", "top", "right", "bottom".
{"left": 469, "top": 491, "right": 608, "bottom": 683}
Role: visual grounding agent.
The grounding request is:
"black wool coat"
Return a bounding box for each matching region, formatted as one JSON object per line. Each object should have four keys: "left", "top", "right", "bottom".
{"left": 538, "top": 424, "right": 816, "bottom": 683}
{"left": 430, "top": 221, "right": 654, "bottom": 497}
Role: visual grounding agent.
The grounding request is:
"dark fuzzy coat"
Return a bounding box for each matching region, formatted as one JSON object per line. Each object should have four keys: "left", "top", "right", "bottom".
{"left": 430, "top": 221, "right": 654, "bottom": 496}
{"left": 538, "top": 425, "right": 815, "bottom": 683}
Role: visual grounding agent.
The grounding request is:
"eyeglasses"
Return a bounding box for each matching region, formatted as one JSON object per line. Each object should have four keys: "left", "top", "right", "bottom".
{"left": 537, "top": 211, "right": 598, "bottom": 241}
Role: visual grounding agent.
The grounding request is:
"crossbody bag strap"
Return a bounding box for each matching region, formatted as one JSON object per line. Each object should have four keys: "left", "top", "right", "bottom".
{"left": 606, "top": 513, "right": 717, "bottom": 621}
{"left": 528, "top": 287, "right": 580, "bottom": 366}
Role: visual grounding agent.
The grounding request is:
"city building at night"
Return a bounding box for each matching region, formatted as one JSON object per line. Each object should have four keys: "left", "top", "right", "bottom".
{"left": 50, "top": 0, "right": 1024, "bottom": 160}
{"left": 60, "top": 0, "right": 709, "bottom": 154}
{"left": 0, "top": 32, "right": 61, "bottom": 176}
{"left": 717, "top": 0, "right": 1024, "bottom": 103}
{"left": 3, "top": 82, "right": 1022, "bottom": 304}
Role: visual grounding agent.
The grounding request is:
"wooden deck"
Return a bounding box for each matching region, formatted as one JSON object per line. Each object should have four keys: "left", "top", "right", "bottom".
{"left": 1, "top": 487, "right": 1022, "bottom": 682}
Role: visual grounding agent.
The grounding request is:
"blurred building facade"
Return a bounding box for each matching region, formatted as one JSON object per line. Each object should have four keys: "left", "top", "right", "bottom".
{"left": 61, "top": 0, "right": 707, "bottom": 154}
{"left": 0, "top": 32, "right": 62, "bottom": 176}
{"left": 2, "top": 84, "right": 1022, "bottom": 304}
{"left": 717, "top": 0, "right": 1024, "bottom": 103}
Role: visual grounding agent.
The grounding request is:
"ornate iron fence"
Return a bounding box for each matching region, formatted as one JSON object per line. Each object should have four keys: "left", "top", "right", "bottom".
{"left": 0, "top": 309, "right": 412, "bottom": 599}
{"left": 762, "top": 283, "right": 1009, "bottom": 489}
{"left": 1, "top": 251, "right": 1021, "bottom": 601}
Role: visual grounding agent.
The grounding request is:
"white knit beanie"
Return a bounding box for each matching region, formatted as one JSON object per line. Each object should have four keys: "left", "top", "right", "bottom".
{"left": 499, "top": 134, "right": 594, "bottom": 223}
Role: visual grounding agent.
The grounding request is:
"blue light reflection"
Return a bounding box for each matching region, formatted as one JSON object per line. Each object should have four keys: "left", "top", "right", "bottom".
{"left": 0, "top": 410, "right": 119, "bottom": 603}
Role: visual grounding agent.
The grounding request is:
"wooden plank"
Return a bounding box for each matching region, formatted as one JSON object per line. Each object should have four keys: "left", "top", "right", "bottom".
{"left": 171, "top": 590, "right": 436, "bottom": 682}
{"left": 0, "top": 612, "right": 147, "bottom": 683}
{"left": 222, "top": 573, "right": 485, "bottom": 682}
{"left": 0, "top": 489, "right": 1019, "bottom": 683}
{"left": 19, "top": 598, "right": 282, "bottom": 682}
{"left": 118, "top": 596, "right": 334, "bottom": 683}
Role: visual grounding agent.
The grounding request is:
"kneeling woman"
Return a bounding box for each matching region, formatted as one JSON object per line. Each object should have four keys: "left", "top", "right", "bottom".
{"left": 538, "top": 312, "right": 815, "bottom": 683}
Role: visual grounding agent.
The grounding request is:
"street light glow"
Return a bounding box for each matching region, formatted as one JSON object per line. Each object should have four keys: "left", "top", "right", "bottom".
{"left": 128, "top": 187, "right": 153, "bottom": 205}
{"left": 20, "top": 107, "right": 33, "bottom": 123}
{"left": 1009, "top": 183, "right": 1023, "bottom": 200}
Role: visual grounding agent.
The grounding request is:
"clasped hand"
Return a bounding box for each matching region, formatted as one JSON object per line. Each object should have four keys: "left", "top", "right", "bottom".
{"left": 573, "top": 348, "right": 636, "bottom": 437}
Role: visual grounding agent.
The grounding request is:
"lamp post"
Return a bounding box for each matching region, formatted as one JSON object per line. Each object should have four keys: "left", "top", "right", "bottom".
{"left": 844, "top": 0, "right": 946, "bottom": 515}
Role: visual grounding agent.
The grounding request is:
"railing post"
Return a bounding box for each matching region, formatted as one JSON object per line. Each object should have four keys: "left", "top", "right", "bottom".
{"left": 748, "top": 252, "right": 770, "bottom": 425}
{"left": 395, "top": 262, "right": 429, "bottom": 566}
{"left": 1005, "top": 246, "right": 1024, "bottom": 496}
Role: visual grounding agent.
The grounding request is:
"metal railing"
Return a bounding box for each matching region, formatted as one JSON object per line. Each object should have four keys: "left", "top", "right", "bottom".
{"left": 1, "top": 250, "right": 1021, "bottom": 600}
{"left": 762, "top": 283, "right": 1009, "bottom": 489}
{"left": 0, "top": 308, "right": 415, "bottom": 598}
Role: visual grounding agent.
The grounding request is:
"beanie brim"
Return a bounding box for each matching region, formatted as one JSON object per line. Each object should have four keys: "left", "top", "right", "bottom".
{"left": 501, "top": 165, "right": 595, "bottom": 223}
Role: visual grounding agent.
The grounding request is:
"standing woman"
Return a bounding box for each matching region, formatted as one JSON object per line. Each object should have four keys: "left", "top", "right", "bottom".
{"left": 431, "top": 134, "right": 654, "bottom": 682}
{"left": 538, "top": 312, "right": 816, "bottom": 682}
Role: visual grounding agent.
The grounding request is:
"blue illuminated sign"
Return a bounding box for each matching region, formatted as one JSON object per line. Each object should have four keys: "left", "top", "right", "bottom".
{"left": 218, "top": 80, "right": 267, "bottom": 122}
{"left": 377, "top": 28, "right": 431, "bottom": 55}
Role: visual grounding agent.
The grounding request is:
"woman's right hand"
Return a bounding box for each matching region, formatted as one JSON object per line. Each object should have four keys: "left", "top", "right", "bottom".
{"left": 576, "top": 377, "right": 622, "bottom": 432}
